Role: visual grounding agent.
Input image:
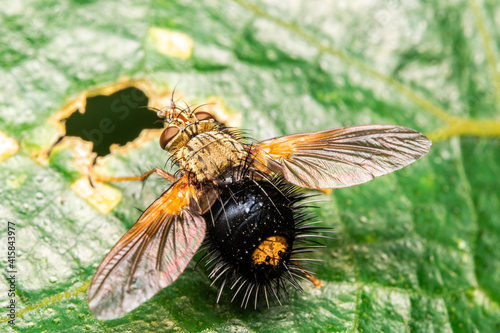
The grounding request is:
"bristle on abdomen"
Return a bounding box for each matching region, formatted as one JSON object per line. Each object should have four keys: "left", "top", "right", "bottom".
{"left": 200, "top": 174, "right": 331, "bottom": 308}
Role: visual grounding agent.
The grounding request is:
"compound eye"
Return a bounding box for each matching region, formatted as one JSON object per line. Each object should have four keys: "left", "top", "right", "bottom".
{"left": 159, "top": 126, "right": 180, "bottom": 149}
{"left": 194, "top": 111, "right": 213, "bottom": 121}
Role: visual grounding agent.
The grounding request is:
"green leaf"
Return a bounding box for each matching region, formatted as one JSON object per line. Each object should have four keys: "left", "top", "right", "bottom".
{"left": 1, "top": 0, "right": 499, "bottom": 332}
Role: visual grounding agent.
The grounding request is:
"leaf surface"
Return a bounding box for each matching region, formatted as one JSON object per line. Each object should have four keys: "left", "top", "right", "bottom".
{"left": 0, "top": 0, "right": 499, "bottom": 332}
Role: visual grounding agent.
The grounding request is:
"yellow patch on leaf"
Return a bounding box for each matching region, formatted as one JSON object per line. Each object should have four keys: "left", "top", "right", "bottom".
{"left": 149, "top": 28, "right": 193, "bottom": 59}
{"left": 71, "top": 176, "right": 122, "bottom": 214}
{"left": 0, "top": 131, "right": 19, "bottom": 163}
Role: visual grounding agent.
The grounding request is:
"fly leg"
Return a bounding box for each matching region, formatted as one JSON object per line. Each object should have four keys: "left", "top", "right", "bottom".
{"left": 290, "top": 261, "right": 323, "bottom": 288}
{"left": 91, "top": 168, "right": 176, "bottom": 184}
{"left": 304, "top": 271, "right": 322, "bottom": 288}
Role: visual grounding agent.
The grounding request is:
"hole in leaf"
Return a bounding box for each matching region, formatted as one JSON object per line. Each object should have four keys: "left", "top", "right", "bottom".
{"left": 64, "top": 87, "right": 163, "bottom": 156}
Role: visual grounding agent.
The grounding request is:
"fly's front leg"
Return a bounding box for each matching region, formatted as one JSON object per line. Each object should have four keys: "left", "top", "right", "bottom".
{"left": 92, "top": 168, "right": 176, "bottom": 184}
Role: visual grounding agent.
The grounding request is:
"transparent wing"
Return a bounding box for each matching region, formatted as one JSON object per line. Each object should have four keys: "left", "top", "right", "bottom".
{"left": 253, "top": 125, "right": 431, "bottom": 188}
{"left": 88, "top": 176, "right": 214, "bottom": 320}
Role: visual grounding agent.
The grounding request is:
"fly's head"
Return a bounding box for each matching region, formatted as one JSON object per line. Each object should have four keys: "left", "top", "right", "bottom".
{"left": 157, "top": 100, "right": 216, "bottom": 153}
{"left": 156, "top": 97, "right": 248, "bottom": 183}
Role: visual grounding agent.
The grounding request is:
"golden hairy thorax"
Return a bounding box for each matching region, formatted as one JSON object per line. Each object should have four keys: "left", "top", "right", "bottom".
{"left": 168, "top": 122, "right": 246, "bottom": 182}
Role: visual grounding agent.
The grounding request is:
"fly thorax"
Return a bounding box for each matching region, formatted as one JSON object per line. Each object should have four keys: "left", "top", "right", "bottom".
{"left": 176, "top": 131, "right": 246, "bottom": 182}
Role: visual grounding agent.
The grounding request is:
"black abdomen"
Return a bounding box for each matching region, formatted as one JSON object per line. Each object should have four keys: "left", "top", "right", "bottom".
{"left": 201, "top": 175, "right": 323, "bottom": 307}
{"left": 205, "top": 179, "right": 296, "bottom": 280}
